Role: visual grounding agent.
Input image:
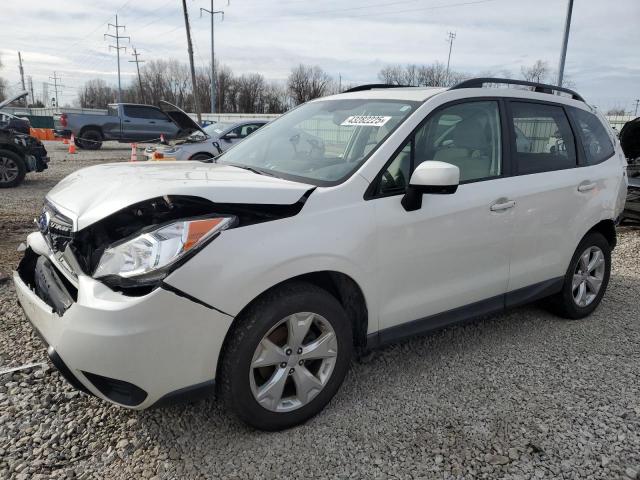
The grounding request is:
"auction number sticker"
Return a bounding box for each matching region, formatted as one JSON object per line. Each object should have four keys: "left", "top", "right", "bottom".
{"left": 341, "top": 115, "right": 392, "bottom": 127}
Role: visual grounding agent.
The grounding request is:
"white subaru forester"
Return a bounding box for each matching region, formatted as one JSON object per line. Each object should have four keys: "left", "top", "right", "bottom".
{"left": 14, "top": 78, "right": 628, "bottom": 430}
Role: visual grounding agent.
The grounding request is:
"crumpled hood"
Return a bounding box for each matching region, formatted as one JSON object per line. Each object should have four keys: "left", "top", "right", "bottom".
{"left": 46, "top": 161, "right": 314, "bottom": 230}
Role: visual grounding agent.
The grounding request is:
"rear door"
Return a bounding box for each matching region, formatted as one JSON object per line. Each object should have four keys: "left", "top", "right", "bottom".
{"left": 122, "top": 105, "right": 176, "bottom": 141}
{"left": 504, "top": 100, "right": 598, "bottom": 296}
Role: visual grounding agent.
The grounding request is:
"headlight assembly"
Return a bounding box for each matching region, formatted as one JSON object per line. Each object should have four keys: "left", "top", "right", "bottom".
{"left": 94, "top": 215, "right": 236, "bottom": 286}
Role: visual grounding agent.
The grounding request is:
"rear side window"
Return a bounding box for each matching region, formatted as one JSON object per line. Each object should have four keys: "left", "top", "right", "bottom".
{"left": 510, "top": 102, "right": 577, "bottom": 175}
{"left": 123, "top": 106, "right": 168, "bottom": 120}
{"left": 568, "top": 107, "right": 615, "bottom": 165}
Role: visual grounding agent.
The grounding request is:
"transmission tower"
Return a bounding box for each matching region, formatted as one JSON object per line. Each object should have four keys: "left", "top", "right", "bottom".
{"left": 104, "top": 14, "right": 130, "bottom": 103}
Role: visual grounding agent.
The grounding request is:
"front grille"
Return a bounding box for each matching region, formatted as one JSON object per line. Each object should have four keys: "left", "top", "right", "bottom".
{"left": 39, "top": 203, "right": 74, "bottom": 254}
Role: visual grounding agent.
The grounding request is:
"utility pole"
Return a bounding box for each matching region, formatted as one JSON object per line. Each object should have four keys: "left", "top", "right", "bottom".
{"left": 42, "top": 83, "right": 48, "bottom": 108}
{"left": 200, "top": 0, "right": 228, "bottom": 114}
{"left": 634, "top": 99, "right": 639, "bottom": 117}
{"left": 445, "top": 32, "right": 456, "bottom": 81}
{"left": 17, "top": 52, "right": 27, "bottom": 106}
{"left": 557, "top": 0, "right": 574, "bottom": 87}
{"left": 27, "top": 76, "right": 34, "bottom": 107}
{"left": 129, "top": 47, "right": 146, "bottom": 104}
{"left": 48, "top": 72, "right": 64, "bottom": 108}
{"left": 182, "top": 0, "right": 202, "bottom": 123}
{"left": 104, "top": 14, "right": 130, "bottom": 103}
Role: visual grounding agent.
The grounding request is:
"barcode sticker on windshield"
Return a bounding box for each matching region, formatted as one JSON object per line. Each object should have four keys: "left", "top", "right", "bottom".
{"left": 341, "top": 115, "right": 392, "bottom": 127}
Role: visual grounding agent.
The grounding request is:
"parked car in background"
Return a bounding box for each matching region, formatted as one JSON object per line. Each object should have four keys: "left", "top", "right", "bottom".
{"left": 0, "top": 124, "right": 48, "bottom": 188}
{"left": 13, "top": 78, "right": 627, "bottom": 430}
{"left": 53, "top": 101, "right": 201, "bottom": 150}
{"left": 0, "top": 90, "right": 31, "bottom": 135}
{"left": 619, "top": 117, "right": 640, "bottom": 223}
{"left": 145, "top": 119, "right": 268, "bottom": 161}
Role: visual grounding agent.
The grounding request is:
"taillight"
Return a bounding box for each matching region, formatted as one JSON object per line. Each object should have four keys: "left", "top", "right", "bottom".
{"left": 60, "top": 113, "right": 68, "bottom": 127}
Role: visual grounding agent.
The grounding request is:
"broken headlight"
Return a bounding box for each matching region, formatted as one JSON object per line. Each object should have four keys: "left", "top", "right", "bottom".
{"left": 94, "top": 216, "right": 236, "bottom": 285}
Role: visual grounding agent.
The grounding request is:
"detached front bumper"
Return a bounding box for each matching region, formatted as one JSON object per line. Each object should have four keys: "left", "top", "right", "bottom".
{"left": 13, "top": 232, "right": 233, "bottom": 409}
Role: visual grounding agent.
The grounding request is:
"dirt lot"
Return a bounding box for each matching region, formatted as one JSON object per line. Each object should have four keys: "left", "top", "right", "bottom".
{"left": 1, "top": 143, "right": 639, "bottom": 479}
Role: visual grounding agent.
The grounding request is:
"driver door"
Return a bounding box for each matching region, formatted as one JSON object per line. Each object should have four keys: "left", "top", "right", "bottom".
{"left": 371, "top": 99, "right": 515, "bottom": 335}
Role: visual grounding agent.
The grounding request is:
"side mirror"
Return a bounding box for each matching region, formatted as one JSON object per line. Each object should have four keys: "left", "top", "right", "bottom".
{"left": 401, "top": 161, "right": 460, "bottom": 211}
{"left": 222, "top": 132, "right": 239, "bottom": 140}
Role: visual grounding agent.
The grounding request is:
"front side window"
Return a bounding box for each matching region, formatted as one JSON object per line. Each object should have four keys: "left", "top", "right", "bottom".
{"left": 510, "top": 102, "right": 577, "bottom": 174}
{"left": 218, "top": 99, "right": 418, "bottom": 186}
{"left": 376, "top": 100, "right": 502, "bottom": 194}
{"left": 568, "top": 107, "right": 615, "bottom": 165}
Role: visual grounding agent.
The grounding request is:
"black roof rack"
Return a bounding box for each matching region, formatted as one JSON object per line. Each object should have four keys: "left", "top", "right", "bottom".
{"left": 343, "top": 84, "right": 414, "bottom": 93}
{"left": 450, "top": 77, "right": 585, "bottom": 102}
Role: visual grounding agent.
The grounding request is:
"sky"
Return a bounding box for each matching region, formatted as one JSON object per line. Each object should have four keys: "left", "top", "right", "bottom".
{"left": 1, "top": 0, "right": 638, "bottom": 112}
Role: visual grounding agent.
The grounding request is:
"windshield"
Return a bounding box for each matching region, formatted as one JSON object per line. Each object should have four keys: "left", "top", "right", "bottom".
{"left": 205, "top": 122, "right": 235, "bottom": 136}
{"left": 217, "top": 99, "right": 419, "bottom": 186}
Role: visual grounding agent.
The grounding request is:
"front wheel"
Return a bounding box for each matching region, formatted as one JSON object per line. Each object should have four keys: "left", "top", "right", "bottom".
{"left": 0, "top": 149, "right": 27, "bottom": 188}
{"left": 548, "top": 232, "right": 611, "bottom": 319}
{"left": 218, "top": 282, "right": 352, "bottom": 430}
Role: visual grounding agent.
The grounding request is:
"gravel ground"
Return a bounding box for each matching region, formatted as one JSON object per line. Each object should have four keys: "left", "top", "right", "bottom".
{"left": 1, "top": 143, "right": 640, "bottom": 479}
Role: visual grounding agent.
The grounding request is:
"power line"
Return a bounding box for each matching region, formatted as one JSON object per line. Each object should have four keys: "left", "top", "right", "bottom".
{"left": 129, "top": 47, "right": 146, "bottom": 104}
{"left": 104, "top": 14, "right": 130, "bottom": 103}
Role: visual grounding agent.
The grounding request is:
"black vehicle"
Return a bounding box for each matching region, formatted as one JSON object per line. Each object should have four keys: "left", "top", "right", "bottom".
{"left": 0, "top": 111, "right": 31, "bottom": 135}
{"left": 0, "top": 125, "right": 49, "bottom": 188}
{"left": 620, "top": 117, "right": 640, "bottom": 224}
{"left": 0, "top": 90, "right": 32, "bottom": 135}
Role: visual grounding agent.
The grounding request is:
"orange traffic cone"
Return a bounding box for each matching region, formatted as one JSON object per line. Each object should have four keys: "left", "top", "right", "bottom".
{"left": 130, "top": 143, "right": 138, "bottom": 162}
{"left": 68, "top": 135, "right": 76, "bottom": 154}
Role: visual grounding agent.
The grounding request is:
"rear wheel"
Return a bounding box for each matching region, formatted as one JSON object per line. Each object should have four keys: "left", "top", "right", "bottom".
{"left": 218, "top": 282, "right": 352, "bottom": 430}
{"left": 77, "top": 129, "right": 103, "bottom": 150}
{"left": 548, "top": 232, "right": 611, "bottom": 319}
{"left": 0, "top": 149, "right": 26, "bottom": 188}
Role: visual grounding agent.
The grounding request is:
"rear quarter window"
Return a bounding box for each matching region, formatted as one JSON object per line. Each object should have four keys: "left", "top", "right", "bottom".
{"left": 568, "top": 107, "right": 615, "bottom": 165}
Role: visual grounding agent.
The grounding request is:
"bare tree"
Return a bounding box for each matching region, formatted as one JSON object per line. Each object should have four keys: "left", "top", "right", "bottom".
{"left": 521, "top": 60, "right": 549, "bottom": 83}
{"left": 287, "top": 64, "right": 332, "bottom": 105}
{"left": 378, "top": 62, "right": 467, "bottom": 87}
{"left": 606, "top": 107, "right": 626, "bottom": 116}
{"left": 78, "top": 79, "right": 116, "bottom": 108}
{"left": 0, "top": 55, "right": 6, "bottom": 102}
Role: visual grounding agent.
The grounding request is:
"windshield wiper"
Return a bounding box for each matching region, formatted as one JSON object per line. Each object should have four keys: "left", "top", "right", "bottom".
{"left": 226, "top": 163, "right": 275, "bottom": 177}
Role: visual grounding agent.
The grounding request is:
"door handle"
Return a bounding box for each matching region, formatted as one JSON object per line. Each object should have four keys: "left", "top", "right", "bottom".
{"left": 123, "top": 119, "right": 131, "bottom": 123}
{"left": 149, "top": 121, "right": 156, "bottom": 124}
{"left": 490, "top": 199, "right": 516, "bottom": 212}
{"left": 578, "top": 182, "right": 596, "bottom": 192}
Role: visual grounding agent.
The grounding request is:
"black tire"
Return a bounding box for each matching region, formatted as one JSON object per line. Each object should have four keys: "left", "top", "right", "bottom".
{"left": 0, "top": 149, "right": 27, "bottom": 188}
{"left": 218, "top": 281, "right": 353, "bottom": 431}
{"left": 547, "top": 232, "right": 611, "bottom": 319}
{"left": 190, "top": 153, "right": 213, "bottom": 161}
{"left": 77, "top": 129, "right": 103, "bottom": 150}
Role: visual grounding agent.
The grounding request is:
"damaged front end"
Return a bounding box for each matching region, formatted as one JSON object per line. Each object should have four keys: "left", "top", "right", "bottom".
{"left": 22, "top": 193, "right": 310, "bottom": 302}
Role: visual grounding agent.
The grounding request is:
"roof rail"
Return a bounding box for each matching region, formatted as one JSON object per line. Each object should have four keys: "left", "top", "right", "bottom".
{"left": 343, "top": 84, "right": 414, "bottom": 93}
{"left": 449, "top": 77, "right": 585, "bottom": 102}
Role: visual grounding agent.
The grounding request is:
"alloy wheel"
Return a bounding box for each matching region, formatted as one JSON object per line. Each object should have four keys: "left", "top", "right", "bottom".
{"left": 0, "top": 156, "right": 19, "bottom": 184}
{"left": 572, "top": 246, "right": 606, "bottom": 307}
{"left": 249, "top": 312, "right": 338, "bottom": 413}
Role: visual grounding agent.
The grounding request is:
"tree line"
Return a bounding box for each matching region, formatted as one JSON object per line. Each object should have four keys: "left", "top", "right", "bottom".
{"left": 76, "top": 59, "right": 583, "bottom": 114}
{"left": 78, "top": 61, "right": 340, "bottom": 114}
